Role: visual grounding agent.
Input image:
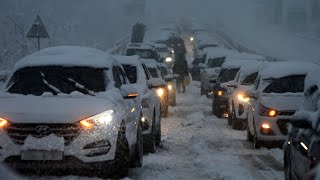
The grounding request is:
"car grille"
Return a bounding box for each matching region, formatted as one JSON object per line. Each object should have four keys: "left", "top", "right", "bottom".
{"left": 278, "top": 111, "right": 295, "bottom": 116}
{"left": 5, "top": 123, "right": 81, "bottom": 145}
{"left": 277, "top": 119, "right": 290, "bottom": 135}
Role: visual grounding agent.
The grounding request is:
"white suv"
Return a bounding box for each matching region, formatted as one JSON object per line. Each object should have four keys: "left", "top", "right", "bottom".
{"left": 0, "top": 46, "right": 143, "bottom": 178}
{"left": 246, "top": 62, "right": 319, "bottom": 149}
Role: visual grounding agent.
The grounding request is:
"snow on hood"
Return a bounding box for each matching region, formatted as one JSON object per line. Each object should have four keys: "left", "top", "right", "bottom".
{"left": 13, "top": 46, "right": 115, "bottom": 71}
{"left": 205, "top": 68, "right": 221, "bottom": 78}
{"left": 205, "top": 48, "right": 236, "bottom": 60}
{"left": 260, "top": 94, "right": 304, "bottom": 111}
{"left": 259, "top": 61, "right": 320, "bottom": 80}
{"left": 222, "top": 59, "right": 260, "bottom": 69}
{"left": 0, "top": 94, "right": 116, "bottom": 124}
{"left": 304, "top": 70, "right": 320, "bottom": 94}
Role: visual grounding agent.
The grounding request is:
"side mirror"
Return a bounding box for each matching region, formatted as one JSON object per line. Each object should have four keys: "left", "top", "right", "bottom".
{"left": 244, "top": 89, "right": 257, "bottom": 99}
{"left": 164, "top": 75, "right": 174, "bottom": 82}
{"left": 148, "top": 78, "right": 166, "bottom": 89}
{"left": 227, "top": 81, "right": 238, "bottom": 88}
{"left": 290, "top": 119, "right": 313, "bottom": 129}
{"left": 198, "top": 63, "right": 206, "bottom": 69}
{"left": 120, "top": 85, "right": 139, "bottom": 99}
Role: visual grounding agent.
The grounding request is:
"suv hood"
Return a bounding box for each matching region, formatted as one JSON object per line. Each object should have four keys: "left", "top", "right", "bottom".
{"left": 0, "top": 95, "right": 116, "bottom": 124}
{"left": 261, "top": 94, "right": 304, "bottom": 111}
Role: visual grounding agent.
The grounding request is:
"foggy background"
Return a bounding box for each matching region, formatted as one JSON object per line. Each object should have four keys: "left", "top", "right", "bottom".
{"left": 0, "top": 0, "right": 319, "bottom": 69}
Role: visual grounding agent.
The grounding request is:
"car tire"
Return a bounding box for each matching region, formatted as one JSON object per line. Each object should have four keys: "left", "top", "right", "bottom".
{"left": 131, "top": 124, "right": 143, "bottom": 168}
{"left": 109, "top": 130, "right": 130, "bottom": 179}
{"left": 246, "top": 123, "right": 253, "bottom": 142}
{"left": 143, "top": 115, "right": 156, "bottom": 153}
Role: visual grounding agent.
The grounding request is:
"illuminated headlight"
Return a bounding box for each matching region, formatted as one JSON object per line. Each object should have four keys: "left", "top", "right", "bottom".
{"left": 165, "top": 57, "right": 173, "bottom": 62}
{"left": 0, "top": 117, "right": 10, "bottom": 128}
{"left": 237, "top": 93, "right": 249, "bottom": 102}
{"left": 167, "top": 84, "right": 173, "bottom": 91}
{"left": 80, "top": 110, "right": 115, "bottom": 129}
{"left": 190, "top": 37, "right": 194, "bottom": 41}
{"left": 157, "top": 88, "right": 164, "bottom": 97}
{"left": 171, "top": 50, "right": 174, "bottom": 54}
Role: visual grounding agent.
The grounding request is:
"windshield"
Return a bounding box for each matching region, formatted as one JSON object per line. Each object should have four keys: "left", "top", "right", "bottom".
{"left": 241, "top": 72, "right": 258, "bottom": 85}
{"left": 7, "top": 66, "right": 105, "bottom": 96}
{"left": 218, "top": 68, "right": 240, "bottom": 83}
{"left": 160, "top": 67, "right": 169, "bottom": 76}
{"left": 123, "top": 65, "right": 137, "bottom": 84}
{"left": 263, "top": 75, "right": 306, "bottom": 93}
{"left": 148, "top": 67, "right": 159, "bottom": 78}
{"left": 192, "top": 58, "right": 205, "bottom": 65}
{"left": 125, "top": 49, "right": 157, "bottom": 60}
{"left": 207, "top": 57, "right": 225, "bottom": 68}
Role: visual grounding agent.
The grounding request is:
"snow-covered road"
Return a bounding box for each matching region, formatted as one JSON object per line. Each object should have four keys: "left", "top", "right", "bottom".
{"left": 129, "top": 82, "right": 284, "bottom": 180}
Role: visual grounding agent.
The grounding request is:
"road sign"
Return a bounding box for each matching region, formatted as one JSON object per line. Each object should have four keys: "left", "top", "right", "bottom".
{"left": 27, "top": 15, "right": 49, "bottom": 50}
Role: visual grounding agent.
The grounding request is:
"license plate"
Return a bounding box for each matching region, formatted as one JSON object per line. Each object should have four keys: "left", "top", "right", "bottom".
{"left": 21, "top": 150, "right": 63, "bottom": 161}
{"left": 220, "top": 105, "right": 226, "bottom": 108}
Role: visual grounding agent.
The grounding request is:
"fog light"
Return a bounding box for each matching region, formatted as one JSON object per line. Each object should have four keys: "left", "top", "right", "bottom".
{"left": 223, "top": 113, "right": 229, "bottom": 118}
{"left": 85, "top": 147, "right": 111, "bottom": 157}
{"left": 260, "top": 123, "right": 274, "bottom": 135}
{"left": 262, "top": 123, "right": 270, "bottom": 129}
{"left": 157, "top": 88, "right": 164, "bottom": 97}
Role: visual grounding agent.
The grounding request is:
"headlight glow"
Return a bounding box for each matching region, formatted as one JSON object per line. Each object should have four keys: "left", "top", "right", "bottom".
{"left": 168, "top": 84, "right": 172, "bottom": 91}
{"left": 218, "top": 91, "right": 223, "bottom": 96}
{"left": 80, "top": 110, "right": 115, "bottom": 128}
{"left": 190, "top": 37, "right": 194, "bottom": 41}
{"left": 165, "top": 57, "right": 173, "bottom": 62}
{"left": 238, "top": 93, "right": 249, "bottom": 102}
{"left": 171, "top": 50, "right": 174, "bottom": 54}
{"left": 0, "top": 117, "right": 9, "bottom": 128}
{"left": 157, "top": 88, "right": 164, "bottom": 97}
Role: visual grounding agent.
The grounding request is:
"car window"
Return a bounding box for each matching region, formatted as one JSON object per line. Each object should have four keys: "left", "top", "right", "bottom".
{"left": 148, "top": 67, "right": 159, "bottom": 78}
{"left": 142, "top": 64, "right": 151, "bottom": 80}
{"left": 112, "top": 67, "right": 122, "bottom": 88}
{"left": 241, "top": 72, "right": 258, "bottom": 85}
{"left": 192, "top": 58, "right": 205, "bottom": 65}
{"left": 263, "top": 75, "right": 306, "bottom": 93}
{"left": 218, "top": 68, "right": 240, "bottom": 83}
{"left": 207, "top": 57, "right": 225, "bottom": 68}
{"left": 160, "top": 66, "right": 169, "bottom": 76}
{"left": 123, "top": 65, "right": 137, "bottom": 84}
{"left": 116, "top": 66, "right": 126, "bottom": 85}
{"left": 7, "top": 66, "right": 106, "bottom": 96}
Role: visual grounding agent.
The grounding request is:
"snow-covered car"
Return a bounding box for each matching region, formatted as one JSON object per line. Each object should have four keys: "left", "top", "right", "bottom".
{"left": 193, "top": 40, "right": 219, "bottom": 59}
{"left": 199, "top": 48, "right": 235, "bottom": 96}
{"left": 0, "top": 164, "right": 22, "bottom": 180}
{"left": 124, "top": 43, "right": 160, "bottom": 62}
{"left": 189, "top": 57, "right": 205, "bottom": 81}
{"left": 227, "top": 60, "right": 267, "bottom": 130}
{"left": 0, "top": 46, "right": 143, "bottom": 178}
{"left": 246, "top": 62, "right": 319, "bottom": 149}
{"left": 143, "top": 60, "right": 169, "bottom": 118}
{"left": 284, "top": 70, "right": 320, "bottom": 180}
{"left": 154, "top": 44, "right": 175, "bottom": 67}
{"left": 158, "top": 63, "right": 177, "bottom": 106}
{"left": 114, "top": 55, "right": 162, "bottom": 153}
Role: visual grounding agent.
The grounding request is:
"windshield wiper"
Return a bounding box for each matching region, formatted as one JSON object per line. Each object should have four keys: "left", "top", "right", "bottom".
{"left": 40, "top": 72, "right": 61, "bottom": 95}
{"left": 67, "top": 78, "right": 95, "bottom": 96}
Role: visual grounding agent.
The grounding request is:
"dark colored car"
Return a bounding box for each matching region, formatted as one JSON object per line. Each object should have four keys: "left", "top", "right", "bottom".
{"left": 284, "top": 70, "right": 320, "bottom": 180}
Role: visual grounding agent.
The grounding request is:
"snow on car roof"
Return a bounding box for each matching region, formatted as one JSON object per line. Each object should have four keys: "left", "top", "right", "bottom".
{"left": 226, "top": 52, "right": 265, "bottom": 61}
{"left": 303, "top": 70, "right": 320, "bottom": 93}
{"left": 113, "top": 55, "right": 142, "bottom": 66}
{"left": 259, "top": 62, "right": 320, "bottom": 80}
{"left": 141, "top": 59, "right": 159, "bottom": 68}
{"left": 13, "top": 46, "right": 115, "bottom": 71}
{"left": 205, "top": 48, "right": 236, "bottom": 60}
{"left": 221, "top": 59, "right": 259, "bottom": 69}
{"left": 237, "top": 61, "right": 267, "bottom": 82}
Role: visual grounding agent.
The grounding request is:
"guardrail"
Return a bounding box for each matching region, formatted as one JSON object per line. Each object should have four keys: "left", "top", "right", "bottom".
{"left": 106, "top": 34, "right": 130, "bottom": 55}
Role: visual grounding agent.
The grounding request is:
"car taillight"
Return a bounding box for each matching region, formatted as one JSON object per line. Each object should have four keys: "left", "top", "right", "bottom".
{"left": 258, "top": 104, "right": 279, "bottom": 117}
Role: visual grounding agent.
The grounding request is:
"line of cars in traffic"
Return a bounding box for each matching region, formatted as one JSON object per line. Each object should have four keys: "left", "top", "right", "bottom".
{"left": 0, "top": 42, "right": 179, "bottom": 178}
{"left": 190, "top": 29, "right": 320, "bottom": 179}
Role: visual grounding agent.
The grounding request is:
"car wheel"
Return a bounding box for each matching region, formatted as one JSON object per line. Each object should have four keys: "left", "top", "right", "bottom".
{"left": 131, "top": 124, "right": 143, "bottom": 168}
{"left": 246, "top": 123, "right": 253, "bottom": 142}
{"left": 143, "top": 115, "right": 156, "bottom": 153}
{"left": 109, "top": 130, "right": 130, "bottom": 179}
{"left": 232, "top": 110, "right": 242, "bottom": 130}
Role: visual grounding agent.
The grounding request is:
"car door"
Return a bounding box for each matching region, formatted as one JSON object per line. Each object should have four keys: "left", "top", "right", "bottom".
{"left": 112, "top": 66, "right": 137, "bottom": 147}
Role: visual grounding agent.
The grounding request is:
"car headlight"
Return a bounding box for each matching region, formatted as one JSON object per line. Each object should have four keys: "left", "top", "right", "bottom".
{"left": 0, "top": 117, "right": 10, "bottom": 128}
{"left": 238, "top": 93, "right": 249, "bottom": 102}
{"left": 258, "top": 104, "right": 278, "bottom": 117}
{"left": 190, "top": 37, "right": 194, "bottom": 42}
{"left": 167, "top": 84, "right": 173, "bottom": 91}
{"left": 157, "top": 88, "right": 164, "bottom": 97}
{"left": 80, "top": 110, "right": 115, "bottom": 129}
{"left": 217, "top": 91, "right": 223, "bottom": 96}
{"left": 165, "top": 57, "right": 173, "bottom": 62}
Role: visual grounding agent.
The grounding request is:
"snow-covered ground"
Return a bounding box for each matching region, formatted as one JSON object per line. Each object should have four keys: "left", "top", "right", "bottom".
{"left": 20, "top": 81, "right": 283, "bottom": 180}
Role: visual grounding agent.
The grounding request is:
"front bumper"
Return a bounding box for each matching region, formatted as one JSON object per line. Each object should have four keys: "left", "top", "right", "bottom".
{"left": 215, "top": 97, "right": 228, "bottom": 113}
{"left": 0, "top": 123, "right": 119, "bottom": 163}
{"left": 254, "top": 114, "right": 291, "bottom": 141}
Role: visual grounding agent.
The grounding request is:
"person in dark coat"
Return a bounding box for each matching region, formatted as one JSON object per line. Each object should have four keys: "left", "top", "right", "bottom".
{"left": 173, "top": 53, "right": 189, "bottom": 93}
